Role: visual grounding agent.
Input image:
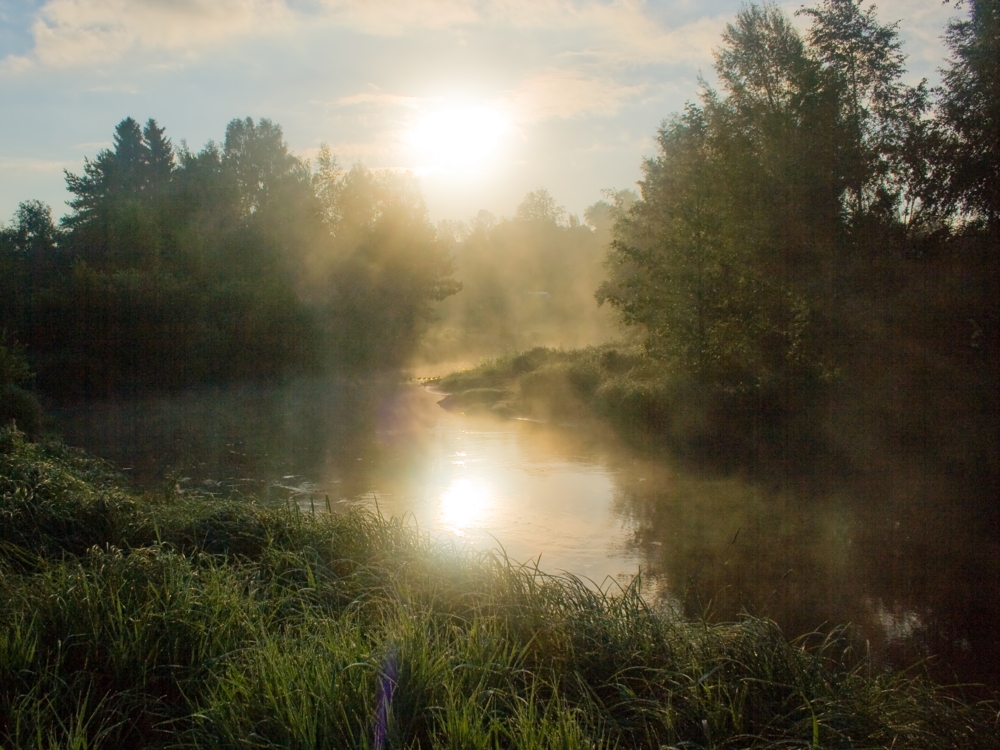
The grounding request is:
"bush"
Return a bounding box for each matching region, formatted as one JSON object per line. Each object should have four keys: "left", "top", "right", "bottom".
{"left": 0, "top": 385, "right": 41, "bottom": 440}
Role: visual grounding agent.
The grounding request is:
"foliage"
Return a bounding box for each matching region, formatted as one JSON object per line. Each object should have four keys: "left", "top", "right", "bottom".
{"left": 799, "top": 0, "right": 930, "bottom": 228}
{"left": 598, "top": 1, "right": 944, "bottom": 394}
{"left": 1, "top": 428, "right": 997, "bottom": 749}
{"left": 932, "top": 0, "right": 1000, "bottom": 225}
{"left": 436, "top": 344, "right": 828, "bottom": 465}
{"left": 312, "top": 160, "right": 463, "bottom": 369}
{"left": 0, "top": 118, "right": 461, "bottom": 397}
{"left": 0, "top": 335, "right": 42, "bottom": 440}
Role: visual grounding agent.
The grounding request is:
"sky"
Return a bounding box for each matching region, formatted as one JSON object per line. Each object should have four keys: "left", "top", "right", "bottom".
{"left": 0, "top": 0, "right": 960, "bottom": 227}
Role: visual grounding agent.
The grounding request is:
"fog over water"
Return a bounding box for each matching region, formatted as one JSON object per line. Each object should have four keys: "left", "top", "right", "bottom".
{"left": 52, "top": 376, "right": 1000, "bottom": 691}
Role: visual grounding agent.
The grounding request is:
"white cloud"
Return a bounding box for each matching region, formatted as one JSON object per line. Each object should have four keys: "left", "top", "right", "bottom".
{"left": 2, "top": 0, "right": 729, "bottom": 73}
{"left": 0, "top": 156, "right": 69, "bottom": 173}
{"left": 5, "top": 0, "right": 295, "bottom": 70}
{"left": 505, "top": 69, "right": 645, "bottom": 123}
{"left": 71, "top": 140, "right": 113, "bottom": 151}
{"left": 336, "top": 91, "right": 424, "bottom": 108}
{"left": 316, "top": 0, "right": 482, "bottom": 34}
{"left": 0, "top": 55, "right": 32, "bottom": 75}
{"left": 0, "top": 0, "right": 955, "bottom": 79}
{"left": 873, "top": 0, "right": 953, "bottom": 80}
{"left": 315, "top": 0, "right": 724, "bottom": 67}
{"left": 322, "top": 135, "right": 409, "bottom": 165}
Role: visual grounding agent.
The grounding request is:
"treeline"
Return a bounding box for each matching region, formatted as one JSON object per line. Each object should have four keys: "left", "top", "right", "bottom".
{"left": 598, "top": 0, "right": 998, "bottom": 396}
{"left": 0, "top": 118, "right": 460, "bottom": 399}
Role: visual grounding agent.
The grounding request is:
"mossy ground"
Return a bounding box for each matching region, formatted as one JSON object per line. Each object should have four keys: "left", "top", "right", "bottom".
{"left": 1, "top": 426, "right": 998, "bottom": 749}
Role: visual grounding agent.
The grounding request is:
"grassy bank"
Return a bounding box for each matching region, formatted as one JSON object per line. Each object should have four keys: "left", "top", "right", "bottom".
{"left": 1, "top": 426, "right": 998, "bottom": 749}
{"left": 433, "top": 326, "right": 998, "bottom": 482}
{"left": 432, "top": 344, "right": 816, "bottom": 466}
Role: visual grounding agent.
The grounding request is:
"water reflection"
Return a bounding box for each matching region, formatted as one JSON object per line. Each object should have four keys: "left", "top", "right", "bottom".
{"left": 612, "top": 456, "right": 1000, "bottom": 689}
{"left": 358, "top": 394, "right": 639, "bottom": 582}
{"left": 50, "top": 377, "right": 1000, "bottom": 689}
{"left": 439, "top": 477, "right": 494, "bottom": 535}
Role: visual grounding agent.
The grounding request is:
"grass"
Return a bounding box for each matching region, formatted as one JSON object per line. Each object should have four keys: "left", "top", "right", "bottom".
{"left": 432, "top": 345, "right": 803, "bottom": 465}
{"left": 1, "top": 424, "right": 998, "bottom": 749}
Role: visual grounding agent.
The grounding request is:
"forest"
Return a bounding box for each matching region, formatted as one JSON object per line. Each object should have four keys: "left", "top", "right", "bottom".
{"left": 0, "top": 117, "right": 461, "bottom": 403}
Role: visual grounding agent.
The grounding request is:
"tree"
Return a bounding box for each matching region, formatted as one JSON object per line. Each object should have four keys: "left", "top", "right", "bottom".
{"left": 597, "top": 103, "right": 750, "bottom": 381}
{"left": 64, "top": 117, "right": 175, "bottom": 221}
{"left": 1, "top": 201, "right": 57, "bottom": 256}
{"left": 514, "top": 188, "right": 565, "bottom": 224}
{"left": 308, "top": 161, "right": 461, "bottom": 367}
{"left": 934, "top": 0, "right": 1000, "bottom": 225}
{"left": 143, "top": 119, "right": 175, "bottom": 185}
{"left": 599, "top": 4, "right": 835, "bottom": 390}
{"left": 799, "top": 0, "right": 929, "bottom": 229}
{"left": 312, "top": 143, "right": 344, "bottom": 230}
{"left": 222, "top": 117, "right": 308, "bottom": 218}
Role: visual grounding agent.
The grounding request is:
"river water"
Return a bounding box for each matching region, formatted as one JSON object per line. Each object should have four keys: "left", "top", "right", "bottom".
{"left": 51, "top": 375, "right": 1000, "bottom": 690}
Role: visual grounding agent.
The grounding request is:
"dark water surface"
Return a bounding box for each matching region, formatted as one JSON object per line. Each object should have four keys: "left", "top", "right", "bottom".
{"left": 52, "top": 376, "right": 1000, "bottom": 690}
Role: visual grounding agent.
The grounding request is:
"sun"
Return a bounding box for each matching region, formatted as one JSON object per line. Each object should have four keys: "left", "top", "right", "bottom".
{"left": 408, "top": 106, "right": 509, "bottom": 173}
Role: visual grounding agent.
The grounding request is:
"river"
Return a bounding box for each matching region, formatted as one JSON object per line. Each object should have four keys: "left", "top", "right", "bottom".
{"left": 51, "top": 375, "right": 1000, "bottom": 690}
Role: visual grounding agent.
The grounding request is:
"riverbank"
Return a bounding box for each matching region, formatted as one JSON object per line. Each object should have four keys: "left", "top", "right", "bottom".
{"left": 431, "top": 344, "right": 820, "bottom": 468}
{"left": 1, "top": 425, "right": 997, "bottom": 748}
{"left": 432, "top": 335, "right": 999, "bottom": 483}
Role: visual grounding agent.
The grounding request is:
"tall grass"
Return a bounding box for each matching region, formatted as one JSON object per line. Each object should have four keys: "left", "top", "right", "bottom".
{"left": 1, "top": 425, "right": 997, "bottom": 748}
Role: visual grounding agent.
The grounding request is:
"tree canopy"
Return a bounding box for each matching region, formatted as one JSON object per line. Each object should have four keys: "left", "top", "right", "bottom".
{"left": 0, "top": 117, "right": 461, "bottom": 397}
{"left": 598, "top": 0, "right": 995, "bottom": 393}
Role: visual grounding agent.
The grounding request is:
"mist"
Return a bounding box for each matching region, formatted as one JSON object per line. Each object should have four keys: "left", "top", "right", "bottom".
{"left": 418, "top": 189, "right": 629, "bottom": 367}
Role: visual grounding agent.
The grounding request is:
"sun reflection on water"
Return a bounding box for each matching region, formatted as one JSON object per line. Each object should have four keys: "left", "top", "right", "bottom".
{"left": 438, "top": 476, "right": 493, "bottom": 535}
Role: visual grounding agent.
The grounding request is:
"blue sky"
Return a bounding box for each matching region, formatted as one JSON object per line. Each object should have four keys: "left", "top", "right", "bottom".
{"left": 0, "top": 0, "right": 958, "bottom": 226}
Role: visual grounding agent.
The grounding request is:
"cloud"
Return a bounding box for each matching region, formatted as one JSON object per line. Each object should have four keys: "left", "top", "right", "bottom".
{"left": 0, "top": 156, "right": 69, "bottom": 174}
{"left": 3, "top": 0, "right": 729, "bottom": 74}
{"left": 336, "top": 91, "right": 424, "bottom": 108}
{"left": 316, "top": 0, "right": 483, "bottom": 34}
{"left": 321, "top": 135, "right": 409, "bottom": 165}
{"left": 315, "top": 0, "right": 724, "bottom": 67}
{"left": 871, "top": 0, "right": 952, "bottom": 80}
{"left": 1, "top": 0, "right": 954, "bottom": 80}
{"left": 495, "top": 0, "right": 724, "bottom": 67}
{"left": 0, "top": 55, "right": 32, "bottom": 75}
{"left": 505, "top": 69, "right": 645, "bottom": 123}
{"left": 71, "top": 140, "right": 113, "bottom": 151}
{"left": 5, "top": 0, "right": 295, "bottom": 70}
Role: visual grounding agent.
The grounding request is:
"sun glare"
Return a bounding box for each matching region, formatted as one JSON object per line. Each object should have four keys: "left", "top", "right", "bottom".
{"left": 438, "top": 477, "right": 493, "bottom": 534}
{"left": 409, "top": 106, "right": 509, "bottom": 173}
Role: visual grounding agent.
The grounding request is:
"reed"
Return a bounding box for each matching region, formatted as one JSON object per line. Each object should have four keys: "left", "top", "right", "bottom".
{"left": 1, "top": 425, "right": 997, "bottom": 748}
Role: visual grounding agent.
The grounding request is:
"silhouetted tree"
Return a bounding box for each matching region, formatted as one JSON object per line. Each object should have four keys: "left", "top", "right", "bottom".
{"left": 599, "top": 3, "right": 865, "bottom": 389}
{"left": 223, "top": 117, "right": 308, "bottom": 219}
{"left": 934, "top": 0, "right": 1000, "bottom": 225}
{"left": 799, "top": 0, "right": 929, "bottom": 232}
{"left": 143, "top": 118, "right": 175, "bottom": 186}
